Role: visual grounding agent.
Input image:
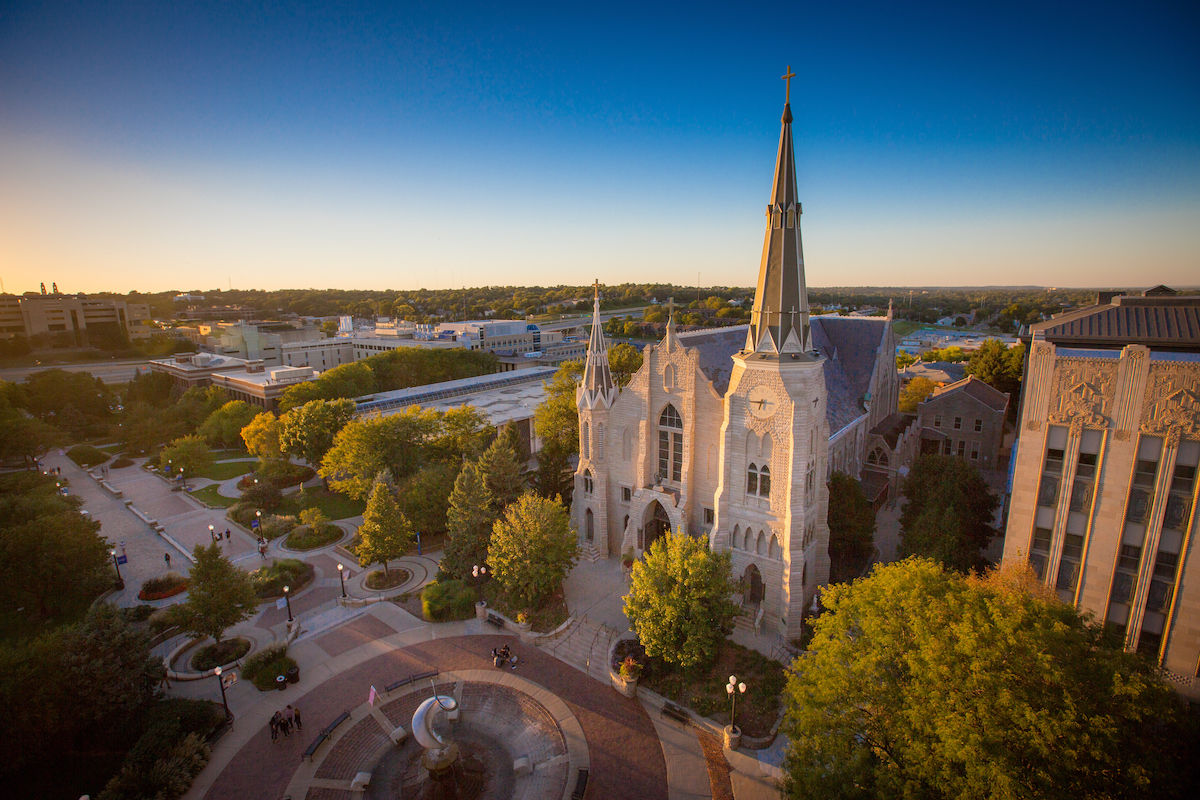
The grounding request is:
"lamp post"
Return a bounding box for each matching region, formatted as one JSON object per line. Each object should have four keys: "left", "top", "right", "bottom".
{"left": 179, "top": 467, "right": 185, "bottom": 489}
{"left": 208, "top": 523, "right": 216, "bottom": 544}
{"left": 282, "top": 585, "right": 293, "bottom": 623}
{"left": 337, "top": 563, "right": 347, "bottom": 598}
{"left": 213, "top": 666, "right": 231, "bottom": 720}
{"left": 110, "top": 548, "right": 122, "bottom": 583}
{"left": 726, "top": 675, "right": 747, "bottom": 731}
{"left": 472, "top": 564, "right": 487, "bottom": 602}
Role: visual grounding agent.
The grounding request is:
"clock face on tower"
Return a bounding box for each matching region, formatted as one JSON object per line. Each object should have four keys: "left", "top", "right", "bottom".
{"left": 747, "top": 385, "right": 777, "bottom": 419}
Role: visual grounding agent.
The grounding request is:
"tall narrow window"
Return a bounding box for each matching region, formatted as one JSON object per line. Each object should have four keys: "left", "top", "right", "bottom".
{"left": 759, "top": 465, "right": 771, "bottom": 497}
{"left": 658, "top": 404, "right": 683, "bottom": 483}
{"left": 746, "top": 463, "right": 759, "bottom": 495}
{"left": 581, "top": 421, "right": 590, "bottom": 460}
{"left": 596, "top": 423, "right": 605, "bottom": 460}
{"left": 583, "top": 470, "right": 594, "bottom": 495}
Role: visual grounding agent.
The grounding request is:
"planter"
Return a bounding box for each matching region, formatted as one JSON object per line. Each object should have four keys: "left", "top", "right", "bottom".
{"left": 475, "top": 601, "right": 488, "bottom": 620}
{"left": 516, "top": 620, "right": 532, "bottom": 632}
{"left": 723, "top": 724, "right": 742, "bottom": 751}
{"left": 611, "top": 672, "right": 638, "bottom": 698}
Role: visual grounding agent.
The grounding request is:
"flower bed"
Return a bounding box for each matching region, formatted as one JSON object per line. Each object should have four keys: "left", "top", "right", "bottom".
{"left": 366, "top": 568, "right": 410, "bottom": 590}
{"left": 190, "top": 637, "right": 250, "bottom": 671}
{"left": 138, "top": 572, "right": 189, "bottom": 601}
{"left": 250, "top": 558, "right": 314, "bottom": 599}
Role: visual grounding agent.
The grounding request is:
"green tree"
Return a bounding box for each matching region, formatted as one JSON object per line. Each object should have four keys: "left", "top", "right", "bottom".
{"left": 240, "top": 411, "right": 282, "bottom": 461}
{"left": 358, "top": 472, "right": 415, "bottom": 575}
{"left": 488, "top": 492, "right": 576, "bottom": 611}
{"left": 899, "top": 455, "right": 997, "bottom": 572}
{"left": 278, "top": 361, "right": 375, "bottom": 411}
{"left": 175, "top": 543, "right": 258, "bottom": 645}
{"left": 397, "top": 460, "right": 458, "bottom": 539}
{"left": 782, "top": 559, "right": 1192, "bottom": 800}
{"left": 160, "top": 434, "right": 213, "bottom": 479}
{"left": 442, "top": 461, "right": 495, "bottom": 579}
{"left": 609, "top": 342, "right": 643, "bottom": 387}
{"left": 278, "top": 398, "right": 356, "bottom": 468}
{"left": 827, "top": 472, "right": 876, "bottom": 582}
{"left": 534, "top": 361, "right": 581, "bottom": 499}
{"left": 197, "top": 400, "right": 257, "bottom": 448}
{"left": 623, "top": 530, "right": 737, "bottom": 671}
{"left": 898, "top": 376, "right": 936, "bottom": 412}
{"left": 122, "top": 371, "right": 177, "bottom": 408}
{"left": 430, "top": 405, "right": 494, "bottom": 461}
{"left": 0, "top": 392, "right": 62, "bottom": 464}
{"left": 319, "top": 409, "right": 439, "bottom": 499}
{"left": 478, "top": 423, "right": 526, "bottom": 513}
{"left": 966, "top": 338, "right": 1025, "bottom": 401}
{"left": 895, "top": 351, "right": 916, "bottom": 369}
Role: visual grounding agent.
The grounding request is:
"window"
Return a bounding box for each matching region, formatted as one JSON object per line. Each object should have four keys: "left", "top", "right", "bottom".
{"left": 657, "top": 404, "right": 683, "bottom": 483}
{"left": 970, "top": 442, "right": 980, "bottom": 460}
{"left": 974, "top": 418, "right": 982, "bottom": 432}
{"left": 953, "top": 416, "right": 962, "bottom": 430}
{"left": 747, "top": 463, "right": 759, "bottom": 495}
{"left": 596, "top": 423, "right": 605, "bottom": 460}
{"left": 621, "top": 486, "right": 631, "bottom": 503}
{"left": 759, "top": 466, "right": 771, "bottom": 497}
{"left": 581, "top": 421, "right": 590, "bottom": 459}
{"left": 957, "top": 440, "right": 966, "bottom": 458}
{"left": 934, "top": 414, "right": 942, "bottom": 427}
{"left": 703, "top": 508, "right": 714, "bottom": 525}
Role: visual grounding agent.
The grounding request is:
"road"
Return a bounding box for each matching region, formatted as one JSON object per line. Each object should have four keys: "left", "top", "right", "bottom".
{"left": 536, "top": 305, "right": 649, "bottom": 332}
{"left": 0, "top": 358, "right": 151, "bottom": 384}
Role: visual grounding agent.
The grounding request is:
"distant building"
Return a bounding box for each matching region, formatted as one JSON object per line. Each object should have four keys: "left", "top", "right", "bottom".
{"left": 0, "top": 293, "right": 151, "bottom": 343}
{"left": 917, "top": 376, "right": 1009, "bottom": 469}
{"left": 148, "top": 352, "right": 317, "bottom": 411}
{"left": 900, "top": 360, "right": 966, "bottom": 387}
{"left": 1002, "top": 286, "right": 1200, "bottom": 698}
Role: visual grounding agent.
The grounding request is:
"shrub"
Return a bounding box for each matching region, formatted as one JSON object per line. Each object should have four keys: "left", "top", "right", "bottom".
{"left": 619, "top": 655, "right": 642, "bottom": 680}
{"left": 110, "top": 456, "right": 135, "bottom": 469}
{"left": 67, "top": 444, "right": 108, "bottom": 468}
{"left": 96, "top": 698, "right": 221, "bottom": 800}
{"left": 230, "top": 503, "right": 296, "bottom": 539}
{"left": 139, "top": 572, "right": 190, "bottom": 601}
{"left": 260, "top": 514, "right": 297, "bottom": 540}
{"left": 421, "top": 578, "right": 475, "bottom": 622}
{"left": 241, "top": 643, "right": 297, "bottom": 691}
{"left": 148, "top": 605, "right": 184, "bottom": 634}
{"left": 190, "top": 637, "right": 250, "bottom": 671}
{"left": 242, "top": 461, "right": 315, "bottom": 491}
{"left": 250, "top": 558, "right": 314, "bottom": 598}
{"left": 240, "top": 481, "right": 282, "bottom": 511}
{"left": 366, "top": 568, "right": 409, "bottom": 590}
{"left": 124, "top": 604, "right": 156, "bottom": 622}
{"left": 285, "top": 522, "right": 341, "bottom": 550}
{"left": 298, "top": 507, "right": 328, "bottom": 527}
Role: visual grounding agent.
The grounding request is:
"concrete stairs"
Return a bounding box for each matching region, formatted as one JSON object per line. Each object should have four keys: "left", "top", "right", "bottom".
{"left": 538, "top": 616, "right": 619, "bottom": 683}
{"left": 578, "top": 542, "right": 602, "bottom": 563}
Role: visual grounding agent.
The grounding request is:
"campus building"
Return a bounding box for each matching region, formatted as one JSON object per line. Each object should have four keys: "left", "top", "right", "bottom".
{"left": 1001, "top": 287, "right": 1200, "bottom": 697}
{"left": 0, "top": 292, "right": 151, "bottom": 343}
{"left": 571, "top": 85, "right": 900, "bottom": 640}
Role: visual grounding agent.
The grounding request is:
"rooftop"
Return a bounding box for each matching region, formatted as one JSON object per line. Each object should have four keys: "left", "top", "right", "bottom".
{"left": 1031, "top": 289, "right": 1200, "bottom": 350}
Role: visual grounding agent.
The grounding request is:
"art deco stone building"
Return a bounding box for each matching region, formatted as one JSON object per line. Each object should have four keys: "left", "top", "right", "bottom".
{"left": 1001, "top": 288, "right": 1200, "bottom": 696}
{"left": 571, "top": 84, "right": 899, "bottom": 640}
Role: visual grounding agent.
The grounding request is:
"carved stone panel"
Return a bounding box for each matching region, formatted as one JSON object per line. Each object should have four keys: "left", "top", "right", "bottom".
{"left": 1046, "top": 359, "right": 1116, "bottom": 430}
{"left": 1140, "top": 365, "right": 1200, "bottom": 441}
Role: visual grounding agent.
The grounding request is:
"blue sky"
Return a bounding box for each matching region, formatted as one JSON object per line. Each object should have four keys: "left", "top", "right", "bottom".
{"left": 1, "top": 1, "right": 1197, "bottom": 293}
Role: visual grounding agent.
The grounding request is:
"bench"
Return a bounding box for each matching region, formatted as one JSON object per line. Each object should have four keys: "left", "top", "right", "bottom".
{"left": 410, "top": 669, "right": 439, "bottom": 684}
{"left": 323, "top": 710, "right": 351, "bottom": 736}
{"left": 302, "top": 732, "right": 329, "bottom": 761}
{"left": 485, "top": 612, "right": 505, "bottom": 628}
{"left": 385, "top": 676, "right": 413, "bottom": 692}
{"left": 661, "top": 701, "right": 690, "bottom": 726}
{"left": 571, "top": 768, "right": 589, "bottom": 800}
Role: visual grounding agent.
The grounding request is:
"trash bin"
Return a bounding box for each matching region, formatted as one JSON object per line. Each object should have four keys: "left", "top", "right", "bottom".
{"left": 276, "top": 674, "right": 287, "bottom": 691}
{"left": 286, "top": 665, "right": 300, "bottom": 684}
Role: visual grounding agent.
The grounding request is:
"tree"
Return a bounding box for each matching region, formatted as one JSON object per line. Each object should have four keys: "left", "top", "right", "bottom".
{"left": 159, "top": 434, "right": 213, "bottom": 478}
{"left": 478, "top": 423, "right": 526, "bottom": 513}
{"left": 240, "top": 411, "right": 282, "bottom": 461}
{"left": 609, "top": 342, "right": 643, "bottom": 387}
{"left": 488, "top": 492, "right": 576, "bottom": 611}
{"left": 966, "top": 338, "right": 1025, "bottom": 402}
{"left": 623, "top": 531, "right": 737, "bottom": 671}
{"left": 430, "top": 406, "right": 494, "bottom": 462}
{"left": 176, "top": 543, "right": 258, "bottom": 644}
{"left": 898, "top": 376, "right": 936, "bottom": 412}
{"left": 397, "top": 460, "right": 458, "bottom": 539}
{"left": 319, "top": 409, "right": 439, "bottom": 499}
{"left": 442, "top": 461, "right": 495, "bottom": 579}
{"left": 278, "top": 361, "right": 375, "bottom": 412}
{"left": 827, "top": 472, "right": 876, "bottom": 582}
{"left": 198, "top": 400, "right": 257, "bottom": 448}
{"left": 899, "top": 455, "right": 997, "bottom": 572}
{"left": 278, "top": 398, "right": 357, "bottom": 468}
{"left": 782, "top": 559, "right": 1193, "bottom": 800}
{"left": 895, "top": 352, "right": 916, "bottom": 369}
{"left": 0, "top": 393, "right": 62, "bottom": 464}
{"left": 534, "top": 360, "right": 581, "bottom": 499}
{"left": 358, "top": 472, "right": 415, "bottom": 575}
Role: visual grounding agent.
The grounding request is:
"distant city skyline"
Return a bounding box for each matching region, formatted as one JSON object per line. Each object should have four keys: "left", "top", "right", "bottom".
{"left": 1, "top": 1, "right": 1197, "bottom": 294}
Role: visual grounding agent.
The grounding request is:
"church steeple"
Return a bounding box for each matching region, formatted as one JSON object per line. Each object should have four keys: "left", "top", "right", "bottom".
{"left": 746, "top": 66, "right": 812, "bottom": 357}
{"left": 580, "top": 279, "right": 616, "bottom": 407}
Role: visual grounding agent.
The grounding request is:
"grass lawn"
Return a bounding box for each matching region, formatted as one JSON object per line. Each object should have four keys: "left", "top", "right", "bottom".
{"left": 198, "top": 460, "right": 256, "bottom": 481}
{"left": 285, "top": 523, "right": 343, "bottom": 551}
{"left": 891, "top": 320, "right": 923, "bottom": 336}
{"left": 482, "top": 581, "right": 569, "bottom": 633}
{"left": 279, "top": 488, "right": 365, "bottom": 521}
{"left": 189, "top": 484, "right": 240, "bottom": 508}
{"left": 209, "top": 448, "right": 250, "bottom": 459}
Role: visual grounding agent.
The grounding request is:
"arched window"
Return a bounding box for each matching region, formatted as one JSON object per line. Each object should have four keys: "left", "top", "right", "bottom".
{"left": 732, "top": 524, "right": 741, "bottom": 549}
{"left": 581, "top": 421, "right": 590, "bottom": 459}
{"left": 658, "top": 404, "right": 683, "bottom": 483}
{"left": 623, "top": 515, "right": 629, "bottom": 532}
{"left": 769, "top": 534, "right": 780, "bottom": 559}
{"left": 867, "top": 447, "right": 888, "bottom": 467}
{"left": 583, "top": 469, "right": 594, "bottom": 495}
{"left": 585, "top": 508, "right": 594, "bottom": 542}
{"left": 596, "top": 423, "right": 605, "bottom": 460}
{"left": 759, "top": 465, "right": 771, "bottom": 497}
{"left": 746, "top": 463, "right": 759, "bottom": 495}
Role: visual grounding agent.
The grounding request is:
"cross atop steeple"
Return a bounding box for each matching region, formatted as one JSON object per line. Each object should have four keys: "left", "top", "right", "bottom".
{"left": 593, "top": 278, "right": 600, "bottom": 300}
{"left": 782, "top": 65, "right": 795, "bottom": 105}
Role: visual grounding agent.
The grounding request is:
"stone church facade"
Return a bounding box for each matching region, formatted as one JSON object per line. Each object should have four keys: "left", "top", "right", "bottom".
{"left": 571, "top": 86, "right": 900, "bottom": 640}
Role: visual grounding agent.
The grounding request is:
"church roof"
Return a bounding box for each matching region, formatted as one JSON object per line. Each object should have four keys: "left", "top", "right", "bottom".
{"left": 677, "top": 316, "right": 889, "bottom": 433}
{"left": 926, "top": 375, "right": 1009, "bottom": 412}
{"left": 869, "top": 412, "right": 916, "bottom": 448}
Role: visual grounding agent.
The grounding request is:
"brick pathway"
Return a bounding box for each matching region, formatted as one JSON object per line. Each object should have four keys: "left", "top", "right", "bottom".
{"left": 203, "top": 635, "right": 668, "bottom": 800}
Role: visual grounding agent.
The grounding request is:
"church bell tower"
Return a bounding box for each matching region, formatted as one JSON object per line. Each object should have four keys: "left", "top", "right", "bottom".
{"left": 575, "top": 281, "right": 617, "bottom": 556}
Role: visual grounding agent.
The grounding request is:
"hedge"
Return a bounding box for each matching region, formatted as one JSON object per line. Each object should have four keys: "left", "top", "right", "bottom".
{"left": 421, "top": 579, "right": 475, "bottom": 622}
{"left": 67, "top": 444, "right": 108, "bottom": 468}
{"left": 138, "top": 573, "right": 190, "bottom": 601}
{"left": 284, "top": 522, "right": 341, "bottom": 551}
{"left": 250, "top": 558, "right": 314, "bottom": 599}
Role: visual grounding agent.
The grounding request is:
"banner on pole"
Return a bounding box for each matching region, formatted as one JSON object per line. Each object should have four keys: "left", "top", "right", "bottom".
{"left": 368, "top": 685, "right": 378, "bottom": 706}
{"left": 276, "top": 598, "right": 286, "bottom": 610}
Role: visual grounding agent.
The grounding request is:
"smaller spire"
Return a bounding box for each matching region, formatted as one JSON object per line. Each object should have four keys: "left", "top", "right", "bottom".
{"left": 665, "top": 296, "right": 675, "bottom": 338}
{"left": 580, "top": 279, "right": 616, "bottom": 408}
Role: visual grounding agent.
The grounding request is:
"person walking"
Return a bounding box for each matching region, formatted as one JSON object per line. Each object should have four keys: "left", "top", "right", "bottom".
{"left": 292, "top": 705, "right": 302, "bottom": 731}
{"left": 269, "top": 712, "right": 280, "bottom": 742}
{"left": 164, "top": 552, "right": 171, "bottom": 569}
{"left": 280, "top": 711, "right": 292, "bottom": 737}
{"left": 225, "top": 528, "right": 231, "bottom": 541}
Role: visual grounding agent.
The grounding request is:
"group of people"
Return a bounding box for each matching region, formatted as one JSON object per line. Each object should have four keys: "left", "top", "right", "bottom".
{"left": 257, "top": 536, "right": 269, "bottom": 559}
{"left": 491, "top": 644, "right": 518, "bottom": 670}
{"left": 269, "top": 704, "right": 302, "bottom": 741}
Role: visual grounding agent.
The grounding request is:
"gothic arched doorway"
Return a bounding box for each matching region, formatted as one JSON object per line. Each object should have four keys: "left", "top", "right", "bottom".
{"left": 743, "top": 563, "right": 764, "bottom": 607}
{"left": 585, "top": 508, "right": 594, "bottom": 542}
{"left": 644, "top": 501, "right": 671, "bottom": 552}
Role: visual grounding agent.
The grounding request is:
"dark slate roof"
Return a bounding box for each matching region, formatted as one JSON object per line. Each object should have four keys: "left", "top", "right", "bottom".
{"left": 677, "top": 317, "right": 890, "bottom": 433}
{"left": 902, "top": 361, "right": 966, "bottom": 384}
{"left": 870, "top": 412, "right": 917, "bottom": 448}
{"left": 1032, "top": 296, "right": 1200, "bottom": 349}
{"left": 677, "top": 326, "right": 748, "bottom": 395}
{"left": 926, "top": 375, "right": 1009, "bottom": 412}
